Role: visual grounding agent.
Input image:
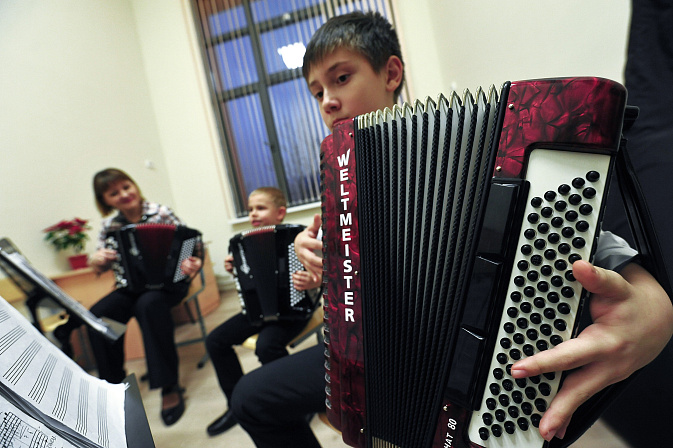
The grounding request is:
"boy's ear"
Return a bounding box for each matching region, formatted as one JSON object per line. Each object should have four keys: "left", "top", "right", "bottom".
{"left": 277, "top": 206, "right": 287, "bottom": 223}
{"left": 384, "top": 55, "right": 404, "bottom": 93}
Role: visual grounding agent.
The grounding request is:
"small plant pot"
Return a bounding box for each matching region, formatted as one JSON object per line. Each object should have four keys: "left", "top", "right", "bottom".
{"left": 68, "top": 254, "right": 89, "bottom": 270}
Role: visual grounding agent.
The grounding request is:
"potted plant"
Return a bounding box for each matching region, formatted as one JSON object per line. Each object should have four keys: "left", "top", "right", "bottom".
{"left": 43, "top": 217, "right": 92, "bottom": 269}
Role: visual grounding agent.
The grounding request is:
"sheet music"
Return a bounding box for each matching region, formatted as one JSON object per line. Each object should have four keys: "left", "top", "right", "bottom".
{"left": 1, "top": 396, "right": 78, "bottom": 448}
{"left": 0, "top": 296, "right": 127, "bottom": 448}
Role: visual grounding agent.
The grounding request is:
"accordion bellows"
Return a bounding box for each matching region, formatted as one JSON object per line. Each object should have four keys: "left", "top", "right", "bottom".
{"left": 320, "top": 78, "right": 627, "bottom": 448}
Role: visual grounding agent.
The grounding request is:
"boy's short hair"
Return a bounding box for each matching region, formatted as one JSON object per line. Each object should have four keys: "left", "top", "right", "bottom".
{"left": 249, "top": 187, "right": 287, "bottom": 209}
{"left": 302, "top": 10, "right": 405, "bottom": 99}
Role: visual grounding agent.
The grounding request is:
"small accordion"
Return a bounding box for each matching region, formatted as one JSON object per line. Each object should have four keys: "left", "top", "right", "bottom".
{"left": 105, "top": 223, "right": 202, "bottom": 293}
{"left": 321, "top": 77, "right": 667, "bottom": 448}
{"left": 229, "top": 224, "right": 317, "bottom": 326}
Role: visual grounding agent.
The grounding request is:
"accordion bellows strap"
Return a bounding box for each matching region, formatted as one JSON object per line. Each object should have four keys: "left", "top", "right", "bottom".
{"left": 320, "top": 77, "right": 668, "bottom": 448}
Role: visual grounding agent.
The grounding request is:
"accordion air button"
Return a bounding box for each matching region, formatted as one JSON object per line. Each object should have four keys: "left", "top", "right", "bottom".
{"left": 544, "top": 190, "right": 556, "bottom": 201}
{"left": 504, "top": 420, "right": 516, "bottom": 434}
{"left": 572, "top": 177, "right": 585, "bottom": 188}
{"left": 558, "top": 183, "right": 571, "bottom": 195}
{"left": 586, "top": 170, "right": 601, "bottom": 182}
{"left": 531, "top": 197, "right": 543, "bottom": 207}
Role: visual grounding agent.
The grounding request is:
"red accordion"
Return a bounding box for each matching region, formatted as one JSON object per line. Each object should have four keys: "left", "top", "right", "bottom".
{"left": 321, "top": 78, "right": 666, "bottom": 448}
{"left": 105, "top": 223, "right": 202, "bottom": 293}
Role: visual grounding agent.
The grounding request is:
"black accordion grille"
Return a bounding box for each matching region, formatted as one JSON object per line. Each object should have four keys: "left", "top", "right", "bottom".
{"left": 355, "top": 89, "right": 501, "bottom": 447}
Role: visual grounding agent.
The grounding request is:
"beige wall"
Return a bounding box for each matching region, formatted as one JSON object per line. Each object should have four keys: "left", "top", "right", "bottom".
{"left": 0, "top": 0, "right": 631, "bottom": 286}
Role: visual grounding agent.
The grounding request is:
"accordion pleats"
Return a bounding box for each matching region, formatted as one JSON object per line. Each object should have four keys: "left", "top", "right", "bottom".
{"left": 355, "top": 88, "right": 502, "bottom": 447}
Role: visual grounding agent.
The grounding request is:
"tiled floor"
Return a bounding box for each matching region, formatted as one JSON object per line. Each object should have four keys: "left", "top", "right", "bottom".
{"left": 125, "top": 289, "right": 631, "bottom": 447}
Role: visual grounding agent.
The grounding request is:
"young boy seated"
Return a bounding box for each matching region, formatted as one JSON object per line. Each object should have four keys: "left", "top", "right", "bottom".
{"left": 231, "top": 11, "right": 673, "bottom": 448}
{"left": 205, "top": 186, "right": 320, "bottom": 436}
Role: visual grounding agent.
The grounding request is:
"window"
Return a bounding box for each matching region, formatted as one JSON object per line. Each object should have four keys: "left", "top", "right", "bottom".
{"left": 192, "top": 0, "right": 403, "bottom": 216}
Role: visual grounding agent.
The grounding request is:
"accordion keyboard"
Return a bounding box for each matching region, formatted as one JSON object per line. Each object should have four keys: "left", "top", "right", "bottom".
{"left": 467, "top": 148, "right": 611, "bottom": 448}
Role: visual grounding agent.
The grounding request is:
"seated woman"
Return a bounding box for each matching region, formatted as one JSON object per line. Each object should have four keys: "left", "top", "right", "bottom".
{"left": 86, "top": 168, "right": 201, "bottom": 426}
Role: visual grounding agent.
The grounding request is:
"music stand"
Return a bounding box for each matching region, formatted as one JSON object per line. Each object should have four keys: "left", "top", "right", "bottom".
{"left": 0, "top": 237, "right": 125, "bottom": 342}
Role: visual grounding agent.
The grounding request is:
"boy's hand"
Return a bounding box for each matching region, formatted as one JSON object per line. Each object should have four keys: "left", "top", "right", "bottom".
{"left": 224, "top": 254, "right": 234, "bottom": 273}
{"left": 292, "top": 270, "right": 322, "bottom": 291}
{"left": 295, "top": 214, "right": 323, "bottom": 281}
{"left": 510, "top": 260, "right": 673, "bottom": 442}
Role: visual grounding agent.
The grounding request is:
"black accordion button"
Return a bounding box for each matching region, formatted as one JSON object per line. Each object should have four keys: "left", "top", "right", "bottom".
{"left": 561, "top": 286, "right": 575, "bottom": 298}
{"left": 507, "top": 307, "right": 519, "bottom": 318}
{"left": 529, "top": 375, "right": 541, "bottom": 384}
{"left": 509, "top": 349, "right": 522, "bottom": 360}
{"left": 537, "top": 222, "right": 550, "bottom": 234}
{"left": 558, "top": 184, "right": 571, "bottom": 195}
{"left": 544, "top": 249, "right": 557, "bottom": 260}
{"left": 572, "top": 237, "right": 586, "bottom": 249}
{"left": 510, "top": 291, "right": 522, "bottom": 302}
{"left": 486, "top": 398, "right": 497, "bottom": 410}
{"left": 554, "top": 319, "right": 567, "bottom": 331}
{"left": 492, "top": 424, "right": 503, "bottom": 438}
{"left": 508, "top": 406, "right": 519, "bottom": 419}
{"left": 576, "top": 220, "right": 590, "bottom": 232}
{"left": 523, "top": 344, "right": 535, "bottom": 356}
{"left": 518, "top": 418, "right": 530, "bottom": 431}
{"left": 534, "top": 238, "right": 546, "bottom": 250}
{"left": 554, "top": 259, "right": 568, "bottom": 271}
{"left": 531, "top": 414, "right": 542, "bottom": 428}
{"left": 479, "top": 427, "right": 490, "bottom": 441}
{"left": 504, "top": 322, "right": 515, "bottom": 334}
{"left": 543, "top": 308, "right": 556, "bottom": 320}
{"left": 583, "top": 187, "right": 597, "bottom": 199}
{"left": 498, "top": 395, "right": 510, "bottom": 407}
{"left": 505, "top": 420, "right": 516, "bottom": 435}
{"left": 537, "top": 281, "right": 549, "bottom": 293}
{"left": 520, "top": 302, "right": 532, "bottom": 313}
{"left": 531, "top": 197, "right": 543, "bottom": 208}
{"left": 554, "top": 200, "right": 567, "bottom": 212}
{"left": 527, "top": 328, "right": 539, "bottom": 340}
{"left": 586, "top": 170, "right": 600, "bottom": 182}
{"left": 579, "top": 204, "right": 593, "bottom": 215}
{"left": 497, "top": 353, "right": 509, "bottom": 364}
{"left": 524, "top": 228, "right": 536, "bottom": 239}
{"left": 516, "top": 318, "right": 529, "bottom": 330}
{"left": 565, "top": 210, "right": 578, "bottom": 222}
{"left": 541, "top": 206, "right": 554, "bottom": 218}
{"left": 531, "top": 255, "right": 543, "bottom": 266}
{"left": 558, "top": 303, "right": 571, "bottom": 314}
{"left": 495, "top": 409, "right": 506, "bottom": 422}
{"left": 530, "top": 313, "right": 542, "bottom": 325}
{"left": 527, "top": 271, "right": 539, "bottom": 282}
{"left": 572, "top": 177, "right": 585, "bottom": 188}
{"left": 517, "top": 260, "right": 529, "bottom": 271}
{"left": 540, "top": 324, "right": 553, "bottom": 336}
{"left": 521, "top": 244, "right": 533, "bottom": 256}
{"left": 551, "top": 217, "right": 564, "bottom": 228}
{"left": 551, "top": 275, "right": 563, "bottom": 287}
{"left": 513, "top": 333, "right": 525, "bottom": 345}
{"left": 541, "top": 265, "right": 553, "bottom": 276}
{"left": 536, "top": 340, "right": 549, "bottom": 351}
{"left": 543, "top": 372, "right": 556, "bottom": 381}
{"left": 544, "top": 190, "right": 556, "bottom": 201}
{"left": 550, "top": 335, "right": 564, "bottom": 346}
{"left": 535, "top": 398, "right": 548, "bottom": 412}
{"left": 514, "top": 276, "right": 526, "bottom": 287}
{"left": 525, "top": 387, "right": 537, "bottom": 400}
{"left": 493, "top": 367, "right": 505, "bottom": 379}
{"left": 527, "top": 213, "right": 539, "bottom": 224}
{"left": 500, "top": 337, "right": 512, "bottom": 350}
{"left": 548, "top": 232, "right": 561, "bottom": 244}
{"left": 523, "top": 287, "right": 535, "bottom": 298}
{"left": 565, "top": 270, "right": 576, "bottom": 282}
{"left": 521, "top": 402, "right": 533, "bottom": 415}
{"left": 489, "top": 383, "right": 501, "bottom": 395}
{"left": 569, "top": 253, "right": 582, "bottom": 263}
{"left": 569, "top": 193, "right": 582, "bottom": 205}
{"left": 503, "top": 379, "right": 514, "bottom": 391}
{"left": 533, "top": 297, "right": 545, "bottom": 308}
{"left": 483, "top": 412, "right": 494, "bottom": 426}
{"left": 515, "top": 378, "right": 527, "bottom": 388}
{"left": 558, "top": 243, "right": 571, "bottom": 255}
{"left": 539, "top": 383, "right": 552, "bottom": 396}
{"left": 561, "top": 226, "right": 575, "bottom": 238}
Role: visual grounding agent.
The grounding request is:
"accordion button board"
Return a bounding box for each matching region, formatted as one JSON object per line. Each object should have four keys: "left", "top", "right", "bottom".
{"left": 465, "top": 149, "right": 610, "bottom": 448}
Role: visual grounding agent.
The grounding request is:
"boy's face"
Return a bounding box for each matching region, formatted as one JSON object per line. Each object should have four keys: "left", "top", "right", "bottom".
{"left": 307, "top": 48, "right": 401, "bottom": 131}
{"left": 248, "top": 192, "right": 286, "bottom": 227}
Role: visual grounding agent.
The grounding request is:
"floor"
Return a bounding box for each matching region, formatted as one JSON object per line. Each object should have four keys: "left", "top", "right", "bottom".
{"left": 124, "top": 289, "right": 631, "bottom": 448}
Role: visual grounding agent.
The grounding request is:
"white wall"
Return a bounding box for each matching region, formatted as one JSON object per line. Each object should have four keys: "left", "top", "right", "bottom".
{"left": 0, "top": 0, "right": 632, "bottom": 285}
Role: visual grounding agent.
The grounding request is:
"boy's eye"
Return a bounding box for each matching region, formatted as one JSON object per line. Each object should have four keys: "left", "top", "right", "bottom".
{"left": 336, "top": 73, "right": 350, "bottom": 84}
{"left": 313, "top": 91, "right": 323, "bottom": 101}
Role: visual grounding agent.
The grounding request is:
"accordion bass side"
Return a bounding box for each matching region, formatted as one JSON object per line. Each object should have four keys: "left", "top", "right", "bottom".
{"left": 229, "top": 224, "right": 317, "bottom": 325}
{"left": 321, "top": 78, "right": 633, "bottom": 448}
{"left": 105, "top": 223, "right": 203, "bottom": 293}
